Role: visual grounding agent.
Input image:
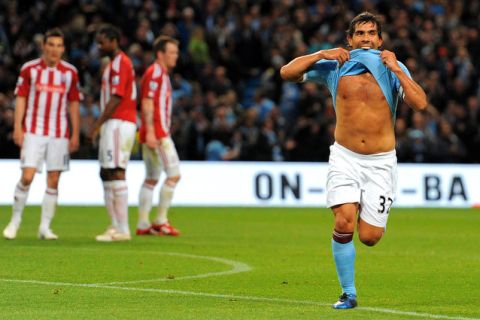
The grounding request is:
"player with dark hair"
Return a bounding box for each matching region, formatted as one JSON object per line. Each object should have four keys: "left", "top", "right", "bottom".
{"left": 3, "top": 28, "right": 81, "bottom": 240}
{"left": 136, "top": 36, "right": 181, "bottom": 236}
{"left": 90, "top": 24, "right": 137, "bottom": 241}
{"left": 280, "top": 12, "right": 427, "bottom": 308}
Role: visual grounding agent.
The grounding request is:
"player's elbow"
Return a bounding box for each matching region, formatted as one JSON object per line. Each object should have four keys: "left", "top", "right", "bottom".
{"left": 415, "top": 95, "right": 428, "bottom": 111}
{"left": 407, "top": 95, "right": 428, "bottom": 112}
{"left": 279, "top": 65, "right": 290, "bottom": 80}
{"left": 280, "top": 65, "right": 302, "bottom": 82}
{"left": 413, "top": 99, "right": 428, "bottom": 111}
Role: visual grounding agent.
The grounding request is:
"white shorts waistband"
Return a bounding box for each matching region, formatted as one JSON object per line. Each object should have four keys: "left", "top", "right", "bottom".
{"left": 332, "top": 142, "right": 396, "bottom": 161}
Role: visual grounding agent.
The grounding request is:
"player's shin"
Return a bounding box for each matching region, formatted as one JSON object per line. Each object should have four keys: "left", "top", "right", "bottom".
{"left": 39, "top": 188, "right": 58, "bottom": 233}
{"left": 112, "top": 180, "right": 130, "bottom": 234}
{"left": 155, "top": 182, "right": 176, "bottom": 224}
{"left": 11, "top": 181, "right": 31, "bottom": 226}
{"left": 138, "top": 183, "right": 154, "bottom": 229}
{"left": 103, "top": 181, "right": 118, "bottom": 229}
{"left": 332, "top": 230, "right": 357, "bottom": 296}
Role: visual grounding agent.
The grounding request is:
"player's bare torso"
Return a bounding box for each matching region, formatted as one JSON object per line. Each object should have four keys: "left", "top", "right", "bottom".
{"left": 335, "top": 72, "right": 395, "bottom": 154}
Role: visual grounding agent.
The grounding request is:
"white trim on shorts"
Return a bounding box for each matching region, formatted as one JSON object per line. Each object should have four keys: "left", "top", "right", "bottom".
{"left": 142, "top": 136, "right": 180, "bottom": 180}
{"left": 20, "top": 133, "right": 69, "bottom": 173}
{"left": 326, "top": 142, "right": 397, "bottom": 228}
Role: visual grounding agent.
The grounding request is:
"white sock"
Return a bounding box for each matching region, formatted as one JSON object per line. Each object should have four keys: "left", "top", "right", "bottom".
{"left": 113, "top": 180, "right": 130, "bottom": 234}
{"left": 11, "top": 181, "right": 30, "bottom": 226}
{"left": 154, "top": 183, "right": 176, "bottom": 225}
{"left": 40, "top": 188, "right": 58, "bottom": 233}
{"left": 103, "top": 181, "right": 118, "bottom": 229}
{"left": 138, "top": 183, "right": 154, "bottom": 229}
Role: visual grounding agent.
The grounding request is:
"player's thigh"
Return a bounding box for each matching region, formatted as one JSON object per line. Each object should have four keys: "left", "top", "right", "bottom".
{"left": 326, "top": 144, "right": 361, "bottom": 208}
{"left": 359, "top": 158, "right": 397, "bottom": 229}
{"left": 99, "top": 119, "right": 137, "bottom": 169}
{"left": 142, "top": 144, "right": 162, "bottom": 180}
{"left": 158, "top": 137, "right": 180, "bottom": 178}
{"left": 21, "top": 133, "right": 48, "bottom": 173}
{"left": 45, "top": 137, "right": 70, "bottom": 172}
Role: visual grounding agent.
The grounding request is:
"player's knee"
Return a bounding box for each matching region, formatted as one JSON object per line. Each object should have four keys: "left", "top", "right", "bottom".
{"left": 21, "top": 176, "right": 34, "bottom": 186}
{"left": 99, "top": 168, "right": 109, "bottom": 181}
{"left": 144, "top": 179, "right": 158, "bottom": 187}
{"left": 334, "top": 216, "right": 355, "bottom": 233}
{"left": 112, "top": 169, "right": 126, "bottom": 180}
{"left": 47, "top": 178, "right": 60, "bottom": 189}
{"left": 100, "top": 168, "right": 125, "bottom": 181}
{"left": 167, "top": 175, "right": 181, "bottom": 185}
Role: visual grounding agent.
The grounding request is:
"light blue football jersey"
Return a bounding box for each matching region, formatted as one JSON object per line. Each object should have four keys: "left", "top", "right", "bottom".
{"left": 304, "top": 49, "right": 412, "bottom": 119}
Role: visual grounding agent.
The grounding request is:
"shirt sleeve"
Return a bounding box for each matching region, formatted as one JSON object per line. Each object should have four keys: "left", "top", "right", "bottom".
{"left": 14, "top": 66, "right": 31, "bottom": 97}
{"left": 67, "top": 70, "right": 82, "bottom": 102}
{"left": 111, "top": 59, "right": 129, "bottom": 97}
{"left": 303, "top": 60, "right": 338, "bottom": 85}
{"left": 141, "top": 68, "right": 162, "bottom": 100}
{"left": 393, "top": 61, "right": 412, "bottom": 99}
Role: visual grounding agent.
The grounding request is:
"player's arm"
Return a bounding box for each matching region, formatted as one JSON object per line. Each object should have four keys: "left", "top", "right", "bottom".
{"left": 280, "top": 48, "right": 350, "bottom": 82}
{"left": 68, "top": 100, "right": 80, "bottom": 152}
{"left": 142, "top": 97, "right": 157, "bottom": 149}
{"left": 381, "top": 50, "right": 427, "bottom": 111}
{"left": 89, "top": 95, "right": 121, "bottom": 140}
{"left": 13, "top": 96, "right": 26, "bottom": 147}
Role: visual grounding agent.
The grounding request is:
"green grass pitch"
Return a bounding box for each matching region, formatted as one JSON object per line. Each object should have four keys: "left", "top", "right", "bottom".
{"left": 0, "top": 206, "right": 479, "bottom": 319}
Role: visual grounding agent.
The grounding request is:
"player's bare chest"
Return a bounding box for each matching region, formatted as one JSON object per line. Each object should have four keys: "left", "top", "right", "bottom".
{"left": 337, "top": 73, "right": 385, "bottom": 102}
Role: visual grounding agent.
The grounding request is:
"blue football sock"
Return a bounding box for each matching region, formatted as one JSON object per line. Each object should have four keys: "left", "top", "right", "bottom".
{"left": 332, "top": 239, "right": 356, "bottom": 296}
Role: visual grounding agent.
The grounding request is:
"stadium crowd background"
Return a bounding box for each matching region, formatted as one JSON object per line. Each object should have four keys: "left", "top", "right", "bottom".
{"left": 0, "top": 0, "right": 479, "bottom": 163}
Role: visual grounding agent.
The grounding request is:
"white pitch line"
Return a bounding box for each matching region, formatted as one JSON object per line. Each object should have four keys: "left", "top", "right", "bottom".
{"left": 0, "top": 278, "right": 478, "bottom": 320}
{"left": 10, "top": 247, "right": 253, "bottom": 285}
{"left": 92, "top": 251, "right": 252, "bottom": 285}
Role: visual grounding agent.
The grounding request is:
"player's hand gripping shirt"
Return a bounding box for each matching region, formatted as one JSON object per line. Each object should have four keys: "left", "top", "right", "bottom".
{"left": 101, "top": 51, "right": 137, "bottom": 123}
{"left": 304, "top": 49, "right": 412, "bottom": 119}
{"left": 15, "top": 58, "right": 81, "bottom": 138}
{"left": 139, "top": 62, "right": 173, "bottom": 142}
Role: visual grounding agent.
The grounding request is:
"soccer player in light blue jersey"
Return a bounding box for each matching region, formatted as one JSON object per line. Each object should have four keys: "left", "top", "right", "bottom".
{"left": 280, "top": 12, "right": 427, "bottom": 309}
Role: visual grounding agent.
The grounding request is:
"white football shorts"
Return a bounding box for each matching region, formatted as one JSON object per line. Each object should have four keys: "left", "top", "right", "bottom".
{"left": 326, "top": 142, "right": 397, "bottom": 228}
{"left": 142, "top": 136, "right": 180, "bottom": 180}
{"left": 21, "top": 133, "right": 69, "bottom": 173}
{"left": 98, "top": 119, "right": 137, "bottom": 169}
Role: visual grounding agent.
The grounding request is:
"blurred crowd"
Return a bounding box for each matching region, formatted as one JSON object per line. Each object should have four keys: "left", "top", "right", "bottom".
{"left": 0, "top": 0, "right": 479, "bottom": 163}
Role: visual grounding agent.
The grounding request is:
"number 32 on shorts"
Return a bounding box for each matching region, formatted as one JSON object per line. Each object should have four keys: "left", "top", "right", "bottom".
{"left": 378, "top": 195, "right": 393, "bottom": 214}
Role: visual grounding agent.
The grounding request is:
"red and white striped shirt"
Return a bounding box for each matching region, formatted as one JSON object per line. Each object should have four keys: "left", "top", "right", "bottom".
{"left": 139, "top": 62, "right": 172, "bottom": 142}
{"left": 101, "top": 51, "right": 137, "bottom": 123}
{"left": 15, "top": 58, "right": 81, "bottom": 138}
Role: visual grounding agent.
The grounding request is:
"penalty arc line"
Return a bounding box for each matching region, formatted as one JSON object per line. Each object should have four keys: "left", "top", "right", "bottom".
{"left": 10, "top": 247, "right": 253, "bottom": 285}
{"left": 90, "top": 251, "right": 253, "bottom": 285}
{"left": 0, "top": 278, "right": 478, "bottom": 320}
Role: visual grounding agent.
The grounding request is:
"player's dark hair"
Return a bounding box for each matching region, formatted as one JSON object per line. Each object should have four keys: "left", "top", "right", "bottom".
{"left": 97, "top": 24, "right": 121, "bottom": 42}
{"left": 347, "top": 12, "right": 382, "bottom": 39}
{"left": 153, "top": 36, "right": 179, "bottom": 53}
{"left": 44, "top": 28, "right": 64, "bottom": 44}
